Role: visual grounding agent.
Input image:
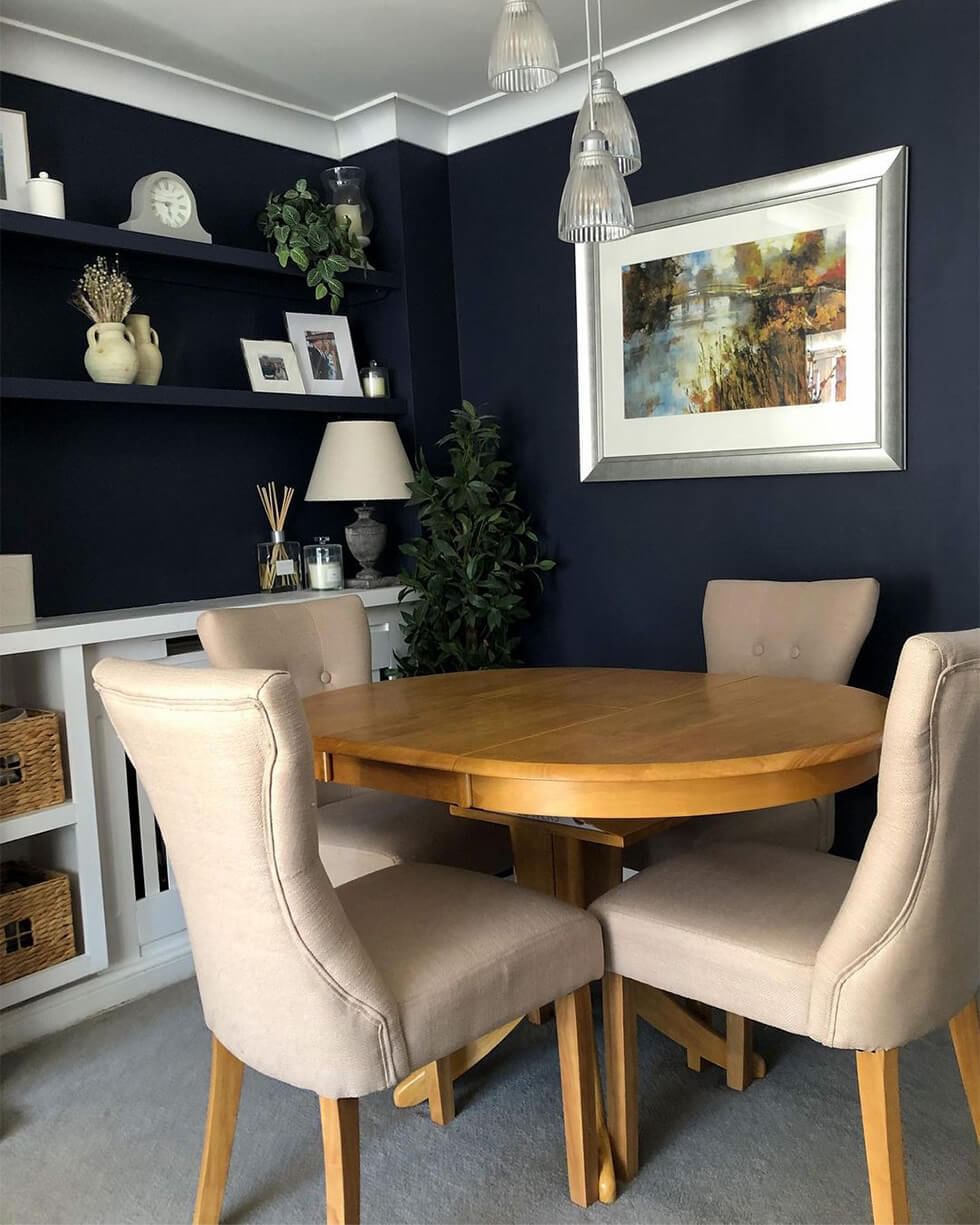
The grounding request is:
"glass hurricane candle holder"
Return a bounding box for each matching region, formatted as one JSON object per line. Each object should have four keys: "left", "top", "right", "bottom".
{"left": 304, "top": 537, "right": 344, "bottom": 591}
{"left": 257, "top": 533, "right": 302, "bottom": 593}
{"left": 321, "top": 166, "right": 373, "bottom": 249}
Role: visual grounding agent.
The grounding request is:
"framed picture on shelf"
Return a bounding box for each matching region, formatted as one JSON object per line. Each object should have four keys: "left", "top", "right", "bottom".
{"left": 577, "top": 146, "right": 907, "bottom": 481}
{"left": 240, "top": 339, "right": 305, "bottom": 394}
{"left": 0, "top": 110, "right": 31, "bottom": 212}
{"left": 284, "top": 312, "right": 362, "bottom": 397}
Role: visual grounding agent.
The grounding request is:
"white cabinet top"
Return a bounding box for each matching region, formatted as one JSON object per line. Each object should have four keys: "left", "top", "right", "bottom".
{"left": 0, "top": 586, "right": 407, "bottom": 655}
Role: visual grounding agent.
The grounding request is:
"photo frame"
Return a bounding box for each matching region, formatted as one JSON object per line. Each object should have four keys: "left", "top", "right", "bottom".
{"left": 577, "top": 147, "right": 907, "bottom": 481}
{"left": 0, "top": 109, "right": 31, "bottom": 212}
{"left": 284, "top": 312, "right": 362, "bottom": 397}
{"left": 240, "top": 340, "right": 305, "bottom": 394}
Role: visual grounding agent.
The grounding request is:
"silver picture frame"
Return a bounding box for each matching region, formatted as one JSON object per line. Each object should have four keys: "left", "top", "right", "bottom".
{"left": 577, "top": 146, "right": 907, "bottom": 482}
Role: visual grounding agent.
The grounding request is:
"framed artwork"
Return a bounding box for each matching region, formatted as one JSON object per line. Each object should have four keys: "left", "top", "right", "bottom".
{"left": 240, "top": 340, "right": 305, "bottom": 394}
{"left": 0, "top": 110, "right": 31, "bottom": 212}
{"left": 577, "top": 147, "right": 907, "bottom": 481}
{"left": 284, "top": 312, "right": 362, "bottom": 397}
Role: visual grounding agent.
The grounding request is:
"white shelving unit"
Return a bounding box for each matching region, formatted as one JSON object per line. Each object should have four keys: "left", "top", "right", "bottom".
{"left": 0, "top": 800, "right": 79, "bottom": 845}
{"left": 1, "top": 642, "right": 108, "bottom": 1011}
{"left": 0, "top": 585, "right": 409, "bottom": 1049}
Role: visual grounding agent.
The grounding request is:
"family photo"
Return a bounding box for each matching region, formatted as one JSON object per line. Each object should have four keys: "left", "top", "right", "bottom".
{"left": 305, "top": 330, "right": 344, "bottom": 380}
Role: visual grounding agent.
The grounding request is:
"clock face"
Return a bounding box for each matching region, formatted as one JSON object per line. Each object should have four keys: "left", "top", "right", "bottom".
{"left": 150, "top": 176, "right": 192, "bottom": 228}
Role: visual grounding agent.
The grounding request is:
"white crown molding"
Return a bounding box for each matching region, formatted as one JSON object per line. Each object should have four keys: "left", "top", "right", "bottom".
{"left": 0, "top": 19, "right": 343, "bottom": 158}
{"left": 446, "top": 0, "right": 899, "bottom": 153}
{"left": 1, "top": 0, "right": 898, "bottom": 161}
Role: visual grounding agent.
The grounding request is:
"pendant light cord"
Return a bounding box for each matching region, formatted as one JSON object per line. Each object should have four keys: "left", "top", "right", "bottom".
{"left": 584, "top": 0, "right": 595, "bottom": 128}
{"left": 596, "top": 0, "right": 604, "bottom": 69}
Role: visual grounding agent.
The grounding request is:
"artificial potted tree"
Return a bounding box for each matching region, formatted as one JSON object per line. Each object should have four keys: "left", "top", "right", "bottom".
{"left": 396, "top": 401, "right": 555, "bottom": 675}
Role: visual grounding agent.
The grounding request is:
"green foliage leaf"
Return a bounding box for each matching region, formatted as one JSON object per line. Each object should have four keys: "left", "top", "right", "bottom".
{"left": 256, "top": 178, "right": 362, "bottom": 308}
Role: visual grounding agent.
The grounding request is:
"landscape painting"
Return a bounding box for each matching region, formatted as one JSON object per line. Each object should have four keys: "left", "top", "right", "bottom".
{"left": 621, "top": 226, "right": 847, "bottom": 418}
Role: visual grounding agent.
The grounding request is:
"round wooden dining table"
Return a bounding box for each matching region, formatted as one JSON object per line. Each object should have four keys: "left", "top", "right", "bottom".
{"left": 304, "top": 666, "right": 887, "bottom": 1205}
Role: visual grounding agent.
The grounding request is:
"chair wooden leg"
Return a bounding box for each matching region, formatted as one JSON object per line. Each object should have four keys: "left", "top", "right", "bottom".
{"left": 949, "top": 997, "right": 980, "bottom": 1141}
{"left": 855, "top": 1048, "right": 909, "bottom": 1225}
{"left": 603, "top": 973, "right": 638, "bottom": 1183}
{"left": 425, "top": 1056, "right": 456, "bottom": 1126}
{"left": 726, "top": 1014, "right": 754, "bottom": 1091}
{"left": 686, "top": 1000, "right": 711, "bottom": 1070}
{"left": 555, "top": 985, "right": 600, "bottom": 1208}
{"left": 320, "top": 1097, "right": 360, "bottom": 1225}
{"left": 193, "top": 1035, "right": 244, "bottom": 1225}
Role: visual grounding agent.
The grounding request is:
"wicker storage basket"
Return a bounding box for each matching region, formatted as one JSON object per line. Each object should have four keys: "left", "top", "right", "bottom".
{"left": 0, "top": 707, "right": 66, "bottom": 819}
{"left": 0, "top": 862, "right": 76, "bottom": 984}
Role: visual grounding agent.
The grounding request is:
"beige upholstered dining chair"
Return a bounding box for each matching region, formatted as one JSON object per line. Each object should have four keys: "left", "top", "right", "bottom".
{"left": 197, "top": 596, "right": 510, "bottom": 885}
{"left": 594, "top": 629, "right": 980, "bottom": 1225}
{"left": 632, "top": 577, "right": 880, "bottom": 863}
{"left": 93, "top": 658, "right": 605, "bottom": 1224}
{"left": 627, "top": 578, "right": 880, "bottom": 1086}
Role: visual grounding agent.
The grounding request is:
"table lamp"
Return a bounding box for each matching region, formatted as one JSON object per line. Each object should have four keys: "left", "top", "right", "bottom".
{"left": 305, "top": 419, "right": 413, "bottom": 588}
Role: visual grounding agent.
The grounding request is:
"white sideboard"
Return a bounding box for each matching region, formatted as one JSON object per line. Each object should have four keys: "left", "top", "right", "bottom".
{"left": 0, "top": 586, "right": 409, "bottom": 1051}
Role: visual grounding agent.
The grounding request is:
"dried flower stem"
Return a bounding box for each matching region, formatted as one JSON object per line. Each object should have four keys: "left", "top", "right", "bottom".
{"left": 69, "top": 255, "right": 136, "bottom": 324}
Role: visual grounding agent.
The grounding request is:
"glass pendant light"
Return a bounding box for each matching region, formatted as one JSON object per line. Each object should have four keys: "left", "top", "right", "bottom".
{"left": 488, "top": 0, "right": 560, "bottom": 93}
{"left": 558, "top": 0, "right": 634, "bottom": 243}
{"left": 569, "top": 0, "right": 640, "bottom": 175}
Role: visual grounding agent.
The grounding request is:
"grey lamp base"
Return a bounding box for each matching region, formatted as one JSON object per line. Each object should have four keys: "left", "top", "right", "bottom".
{"left": 345, "top": 575, "right": 399, "bottom": 590}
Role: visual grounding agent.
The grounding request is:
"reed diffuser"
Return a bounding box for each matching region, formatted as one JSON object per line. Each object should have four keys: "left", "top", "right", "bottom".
{"left": 256, "top": 481, "right": 302, "bottom": 593}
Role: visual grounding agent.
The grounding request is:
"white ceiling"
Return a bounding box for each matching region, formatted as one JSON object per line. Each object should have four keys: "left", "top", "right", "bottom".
{"left": 3, "top": 0, "right": 744, "bottom": 117}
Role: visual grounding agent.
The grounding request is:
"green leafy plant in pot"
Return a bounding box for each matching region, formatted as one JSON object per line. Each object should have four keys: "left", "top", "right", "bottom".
{"left": 257, "top": 178, "right": 367, "bottom": 310}
{"left": 395, "top": 401, "right": 555, "bottom": 676}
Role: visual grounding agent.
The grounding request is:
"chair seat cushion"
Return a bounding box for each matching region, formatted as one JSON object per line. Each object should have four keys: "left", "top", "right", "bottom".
{"left": 316, "top": 791, "right": 511, "bottom": 885}
{"left": 624, "top": 796, "right": 834, "bottom": 872}
{"left": 338, "top": 863, "right": 604, "bottom": 1069}
{"left": 591, "top": 843, "right": 855, "bottom": 1035}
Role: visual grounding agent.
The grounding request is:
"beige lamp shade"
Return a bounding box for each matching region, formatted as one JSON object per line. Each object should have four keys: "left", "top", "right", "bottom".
{"left": 305, "top": 420, "right": 413, "bottom": 503}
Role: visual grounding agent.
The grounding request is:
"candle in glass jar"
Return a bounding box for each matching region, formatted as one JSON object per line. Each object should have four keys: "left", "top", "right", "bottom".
{"left": 305, "top": 538, "right": 344, "bottom": 590}
{"left": 309, "top": 559, "right": 343, "bottom": 589}
{"left": 360, "top": 360, "right": 389, "bottom": 398}
{"left": 334, "top": 203, "right": 363, "bottom": 238}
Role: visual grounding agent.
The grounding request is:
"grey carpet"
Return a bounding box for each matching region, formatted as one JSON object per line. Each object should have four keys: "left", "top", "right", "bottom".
{"left": 1, "top": 978, "right": 976, "bottom": 1225}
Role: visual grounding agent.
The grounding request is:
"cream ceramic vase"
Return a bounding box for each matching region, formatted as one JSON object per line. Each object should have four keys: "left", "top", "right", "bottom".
{"left": 84, "top": 322, "right": 139, "bottom": 385}
{"left": 125, "top": 313, "right": 163, "bottom": 386}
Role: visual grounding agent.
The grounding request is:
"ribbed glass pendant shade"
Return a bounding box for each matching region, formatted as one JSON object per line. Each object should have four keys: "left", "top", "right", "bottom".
{"left": 558, "top": 130, "right": 635, "bottom": 243}
{"left": 488, "top": 0, "right": 560, "bottom": 93}
{"left": 571, "top": 68, "right": 641, "bottom": 175}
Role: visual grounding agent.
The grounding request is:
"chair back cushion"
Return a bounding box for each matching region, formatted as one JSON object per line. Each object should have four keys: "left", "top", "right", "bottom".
{"left": 92, "top": 658, "right": 408, "bottom": 1098}
{"left": 703, "top": 578, "right": 879, "bottom": 682}
{"left": 809, "top": 630, "right": 980, "bottom": 1049}
{"left": 197, "top": 595, "right": 371, "bottom": 699}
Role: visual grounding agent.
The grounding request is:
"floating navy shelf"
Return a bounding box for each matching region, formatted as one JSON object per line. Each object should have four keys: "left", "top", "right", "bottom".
{"left": 0, "top": 377, "right": 406, "bottom": 418}
{"left": 0, "top": 211, "right": 400, "bottom": 290}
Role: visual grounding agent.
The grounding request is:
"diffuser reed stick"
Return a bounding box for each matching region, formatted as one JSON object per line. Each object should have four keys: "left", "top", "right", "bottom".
{"left": 257, "top": 481, "right": 300, "bottom": 591}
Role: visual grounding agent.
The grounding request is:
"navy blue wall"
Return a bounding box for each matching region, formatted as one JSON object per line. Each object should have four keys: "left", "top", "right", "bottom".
{"left": 447, "top": 0, "right": 979, "bottom": 851}
{"left": 0, "top": 75, "right": 423, "bottom": 615}
{"left": 449, "top": 0, "right": 978, "bottom": 687}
